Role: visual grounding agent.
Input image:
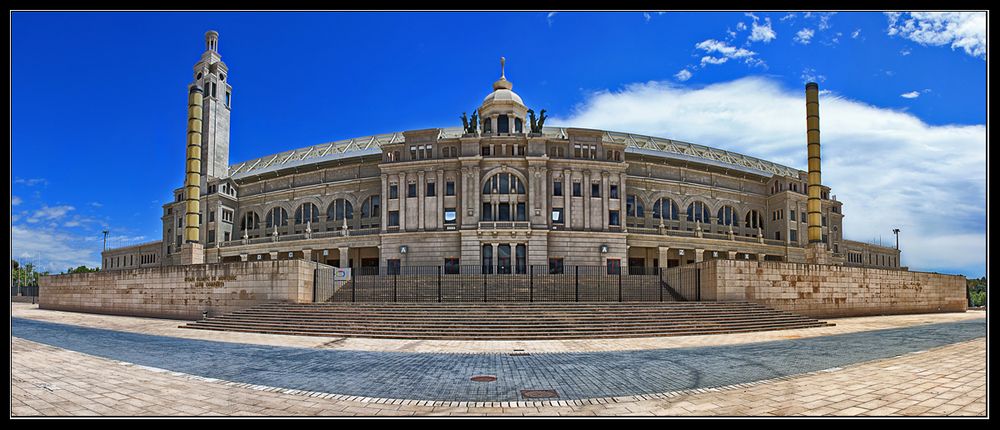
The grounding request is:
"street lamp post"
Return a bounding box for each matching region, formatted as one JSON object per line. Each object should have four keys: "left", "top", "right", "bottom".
{"left": 102, "top": 230, "right": 109, "bottom": 251}
{"left": 892, "top": 228, "right": 900, "bottom": 251}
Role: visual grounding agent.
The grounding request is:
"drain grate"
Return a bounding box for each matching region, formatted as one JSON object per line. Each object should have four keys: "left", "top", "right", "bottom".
{"left": 521, "top": 389, "right": 559, "bottom": 399}
{"left": 470, "top": 375, "right": 497, "bottom": 382}
{"left": 510, "top": 349, "right": 530, "bottom": 357}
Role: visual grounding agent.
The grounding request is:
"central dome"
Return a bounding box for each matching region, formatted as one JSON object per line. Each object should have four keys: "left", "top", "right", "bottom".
{"left": 483, "top": 88, "right": 524, "bottom": 105}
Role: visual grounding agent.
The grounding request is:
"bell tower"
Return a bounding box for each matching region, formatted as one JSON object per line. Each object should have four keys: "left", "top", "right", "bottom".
{"left": 191, "top": 30, "right": 232, "bottom": 183}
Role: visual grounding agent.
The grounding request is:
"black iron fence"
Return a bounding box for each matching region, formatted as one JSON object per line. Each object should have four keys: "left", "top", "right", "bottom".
{"left": 11, "top": 285, "right": 39, "bottom": 297}
{"left": 315, "top": 265, "right": 698, "bottom": 303}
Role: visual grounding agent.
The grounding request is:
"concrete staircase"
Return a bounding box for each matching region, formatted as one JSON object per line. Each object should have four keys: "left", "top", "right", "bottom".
{"left": 179, "top": 302, "right": 834, "bottom": 340}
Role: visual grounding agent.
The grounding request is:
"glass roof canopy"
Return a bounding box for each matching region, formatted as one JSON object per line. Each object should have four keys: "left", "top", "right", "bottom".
{"left": 228, "top": 127, "right": 802, "bottom": 180}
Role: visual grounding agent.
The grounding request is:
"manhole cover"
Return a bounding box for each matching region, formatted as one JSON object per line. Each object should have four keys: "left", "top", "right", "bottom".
{"left": 470, "top": 375, "right": 497, "bottom": 382}
{"left": 521, "top": 389, "right": 559, "bottom": 399}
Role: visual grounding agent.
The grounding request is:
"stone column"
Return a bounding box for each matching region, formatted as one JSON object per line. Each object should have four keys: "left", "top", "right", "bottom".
{"left": 240, "top": 253, "right": 248, "bottom": 262}
{"left": 658, "top": 246, "right": 670, "bottom": 268}
{"left": 563, "top": 169, "right": 572, "bottom": 230}
{"left": 398, "top": 172, "right": 407, "bottom": 231}
{"left": 695, "top": 248, "right": 705, "bottom": 263}
{"left": 618, "top": 172, "right": 628, "bottom": 232}
{"left": 527, "top": 166, "right": 537, "bottom": 224}
{"left": 302, "top": 248, "right": 312, "bottom": 262}
{"left": 601, "top": 171, "right": 610, "bottom": 231}
{"left": 380, "top": 174, "right": 388, "bottom": 232}
{"left": 473, "top": 167, "right": 481, "bottom": 223}
{"left": 269, "top": 251, "right": 278, "bottom": 261}
{"left": 436, "top": 169, "right": 444, "bottom": 230}
{"left": 339, "top": 247, "right": 349, "bottom": 268}
{"left": 727, "top": 250, "right": 737, "bottom": 259}
{"left": 757, "top": 253, "right": 766, "bottom": 262}
{"left": 417, "top": 170, "right": 426, "bottom": 231}
{"left": 540, "top": 167, "right": 549, "bottom": 224}
{"left": 583, "top": 170, "right": 591, "bottom": 230}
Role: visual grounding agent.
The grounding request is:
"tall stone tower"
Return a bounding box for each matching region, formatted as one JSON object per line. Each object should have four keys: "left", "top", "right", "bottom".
{"left": 191, "top": 30, "right": 232, "bottom": 185}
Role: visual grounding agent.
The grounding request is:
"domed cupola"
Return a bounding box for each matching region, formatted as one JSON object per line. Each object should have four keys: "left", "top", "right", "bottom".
{"left": 478, "top": 57, "right": 528, "bottom": 136}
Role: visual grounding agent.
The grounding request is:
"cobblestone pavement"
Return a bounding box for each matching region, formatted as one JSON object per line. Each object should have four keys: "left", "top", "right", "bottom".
{"left": 10, "top": 303, "right": 986, "bottom": 353}
{"left": 11, "top": 316, "right": 985, "bottom": 403}
{"left": 11, "top": 336, "right": 986, "bottom": 416}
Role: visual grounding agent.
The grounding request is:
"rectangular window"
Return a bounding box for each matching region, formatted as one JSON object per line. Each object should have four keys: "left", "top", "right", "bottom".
{"left": 790, "top": 210, "right": 796, "bottom": 221}
{"left": 209, "top": 211, "right": 215, "bottom": 222}
{"left": 481, "top": 146, "right": 490, "bottom": 156}
{"left": 573, "top": 182, "right": 582, "bottom": 197}
{"left": 553, "top": 181, "right": 563, "bottom": 196}
{"left": 175, "top": 234, "right": 182, "bottom": 248}
{"left": 591, "top": 183, "right": 601, "bottom": 198}
{"left": 444, "top": 258, "right": 460, "bottom": 274}
{"left": 177, "top": 217, "right": 183, "bottom": 227}
{"left": 389, "top": 184, "right": 398, "bottom": 199}
{"left": 775, "top": 231, "right": 781, "bottom": 241}
{"left": 515, "top": 202, "right": 526, "bottom": 221}
{"left": 224, "top": 232, "right": 230, "bottom": 242}
{"left": 822, "top": 215, "right": 828, "bottom": 226}
{"left": 609, "top": 210, "right": 620, "bottom": 226}
{"left": 388, "top": 211, "right": 400, "bottom": 227}
{"left": 208, "top": 230, "right": 216, "bottom": 243}
{"left": 410, "top": 146, "right": 417, "bottom": 159}
{"left": 225, "top": 91, "right": 231, "bottom": 107}
{"left": 609, "top": 184, "right": 619, "bottom": 199}
{"left": 444, "top": 208, "right": 457, "bottom": 224}
{"left": 482, "top": 203, "right": 493, "bottom": 221}
{"left": 426, "top": 182, "right": 436, "bottom": 197}
{"left": 551, "top": 208, "right": 564, "bottom": 224}
{"left": 549, "top": 258, "right": 564, "bottom": 274}
{"left": 497, "top": 203, "right": 511, "bottom": 221}
{"left": 407, "top": 183, "right": 417, "bottom": 198}
{"left": 606, "top": 259, "right": 621, "bottom": 275}
{"left": 387, "top": 259, "right": 401, "bottom": 275}
{"left": 446, "top": 181, "right": 455, "bottom": 196}
{"left": 790, "top": 230, "right": 798, "bottom": 242}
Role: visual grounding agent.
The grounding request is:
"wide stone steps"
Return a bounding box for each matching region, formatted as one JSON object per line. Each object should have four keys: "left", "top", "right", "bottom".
{"left": 180, "top": 301, "right": 833, "bottom": 340}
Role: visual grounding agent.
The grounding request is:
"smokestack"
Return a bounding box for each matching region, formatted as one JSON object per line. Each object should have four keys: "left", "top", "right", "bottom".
{"left": 184, "top": 85, "right": 204, "bottom": 244}
{"left": 805, "top": 82, "right": 823, "bottom": 245}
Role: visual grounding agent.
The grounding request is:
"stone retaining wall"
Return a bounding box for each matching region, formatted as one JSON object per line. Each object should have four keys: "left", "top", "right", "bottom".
{"left": 695, "top": 260, "right": 966, "bottom": 318}
{"left": 38, "top": 260, "right": 318, "bottom": 320}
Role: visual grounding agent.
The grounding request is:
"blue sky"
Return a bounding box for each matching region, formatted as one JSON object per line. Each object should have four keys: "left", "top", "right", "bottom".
{"left": 11, "top": 11, "right": 986, "bottom": 277}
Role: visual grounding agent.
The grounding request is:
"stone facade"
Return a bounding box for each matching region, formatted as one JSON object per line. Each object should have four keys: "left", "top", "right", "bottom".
{"left": 39, "top": 260, "right": 318, "bottom": 320}
{"left": 680, "top": 260, "right": 966, "bottom": 318}
{"left": 104, "top": 31, "right": 901, "bottom": 276}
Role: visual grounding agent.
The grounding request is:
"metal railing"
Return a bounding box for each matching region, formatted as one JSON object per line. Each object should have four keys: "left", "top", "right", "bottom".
{"left": 478, "top": 221, "right": 531, "bottom": 230}
{"left": 11, "top": 285, "right": 39, "bottom": 297}
{"left": 315, "top": 265, "right": 691, "bottom": 303}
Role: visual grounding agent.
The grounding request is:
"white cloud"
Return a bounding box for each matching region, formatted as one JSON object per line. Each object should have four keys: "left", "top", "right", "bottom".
{"left": 14, "top": 177, "right": 47, "bottom": 187}
{"left": 12, "top": 195, "right": 22, "bottom": 206}
{"left": 780, "top": 13, "right": 796, "bottom": 22}
{"left": 546, "top": 12, "right": 557, "bottom": 26}
{"left": 700, "top": 56, "right": 729, "bottom": 66}
{"left": 736, "top": 22, "right": 748, "bottom": 31}
{"left": 801, "top": 68, "right": 826, "bottom": 84}
{"left": 11, "top": 225, "right": 102, "bottom": 273}
{"left": 900, "top": 47, "right": 912, "bottom": 56}
{"left": 886, "top": 12, "right": 986, "bottom": 58}
{"left": 901, "top": 91, "right": 921, "bottom": 99}
{"left": 643, "top": 12, "right": 651, "bottom": 22}
{"left": 28, "top": 205, "right": 75, "bottom": 223}
{"left": 749, "top": 17, "right": 777, "bottom": 43}
{"left": 851, "top": 29, "right": 861, "bottom": 39}
{"left": 674, "top": 69, "right": 692, "bottom": 82}
{"left": 794, "top": 28, "right": 815, "bottom": 44}
{"left": 549, "top": 77, "right": 985, "bottom": 274}
{"left": 694, "top": 39, "right": 763, "bottom": 68}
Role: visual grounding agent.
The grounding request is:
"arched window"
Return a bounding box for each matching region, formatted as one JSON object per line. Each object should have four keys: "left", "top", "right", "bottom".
{"left": 294, "top": 203, "right": 319, "bottom": 225}
{"left": 745, "top": 210, "right": 764, "bottom": 229}
{"left": 361, "top": 195, "right": 380, "bottom": 219}
{"left": 239, "top": 212, "right": 260, "bottom": 232}
{"left": 686, "top": 201, "right": 710, "bottom": 223}
{"left": 626, "top": 195, "right": 645, "bottom": 218}
{"left": 327, "top": 199, "right": 354, "bottom": 222}
{"left": 482, "top": 173, "right": 525, "bottom": 195}
{"left": 717, "top": 206, "right": 738, "bottom": 226}
{"left": 264, "top": 207, "right": 288, "bottom": 229}
{"left": 652, "top": 198, "right": 679, "bottom": 221}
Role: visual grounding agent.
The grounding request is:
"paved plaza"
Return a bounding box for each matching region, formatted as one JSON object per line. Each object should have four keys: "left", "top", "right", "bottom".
{"left": 10, "top": 304, "right": 988, "bottom": 416}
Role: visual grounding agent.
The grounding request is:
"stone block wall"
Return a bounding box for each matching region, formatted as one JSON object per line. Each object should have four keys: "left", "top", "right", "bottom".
{"left": 695, "top": 260, "right": 966, "bottom": 318}
{"left": 38, "top": 260, "right": 318, "bottom": 320}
